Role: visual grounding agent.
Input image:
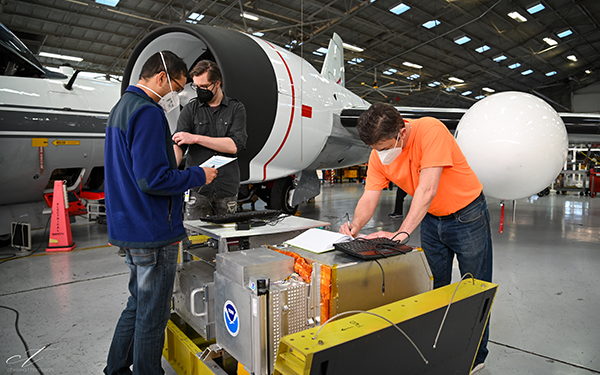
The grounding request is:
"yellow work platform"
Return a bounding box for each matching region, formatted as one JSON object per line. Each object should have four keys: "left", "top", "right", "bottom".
{"left": 163, "top": 278, "right": 497, "bottom": 375}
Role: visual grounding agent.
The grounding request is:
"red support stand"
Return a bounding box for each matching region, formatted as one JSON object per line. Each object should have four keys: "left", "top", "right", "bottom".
{"left": 499, "top": 201, "right": 505, "bottom": 234}
{"left": 46, "top": 180, "right": 76, "bottom": 252}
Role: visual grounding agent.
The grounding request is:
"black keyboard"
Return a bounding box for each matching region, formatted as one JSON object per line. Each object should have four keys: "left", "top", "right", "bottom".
{"left": 200, "top": 209, "right": 283, "bottom": 224}
{"left": 334, "top": 238, "right": 413, "bottom": 260}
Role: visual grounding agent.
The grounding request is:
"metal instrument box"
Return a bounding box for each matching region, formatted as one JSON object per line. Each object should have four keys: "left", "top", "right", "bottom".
{"left": 281, "top": 246, "right": 433, "bottom": 319}
{"left": 214, "top": 248, "right": 307, "bottom": 375}
{"left": 215, "top": 247, "right": 294, "bottom": 286}
{"left": 173, "top": 260, "right": 216, "bottom": 340}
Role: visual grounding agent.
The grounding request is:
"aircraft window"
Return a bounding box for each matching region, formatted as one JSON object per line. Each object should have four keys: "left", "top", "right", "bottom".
{"left": 0, "top": 45, "right": 44, "bottom": 78}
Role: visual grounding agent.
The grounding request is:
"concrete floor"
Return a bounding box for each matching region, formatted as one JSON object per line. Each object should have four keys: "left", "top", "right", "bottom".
{"left": 1, "top": 183, "right": 599, "bottom": 374}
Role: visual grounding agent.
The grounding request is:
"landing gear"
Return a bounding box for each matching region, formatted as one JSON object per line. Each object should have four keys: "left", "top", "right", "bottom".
{"left": 270, "top": 176, "right": 298, "bottom": 215}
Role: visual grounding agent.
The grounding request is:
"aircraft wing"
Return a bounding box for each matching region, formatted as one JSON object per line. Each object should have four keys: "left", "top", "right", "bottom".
{"left": 340, "top": 106, "right": 600, "bottom": 142}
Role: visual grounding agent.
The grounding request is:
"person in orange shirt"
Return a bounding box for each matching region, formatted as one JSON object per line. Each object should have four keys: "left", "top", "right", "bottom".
{"left": 340, "top": 103, "right": 492, "bottom": 374}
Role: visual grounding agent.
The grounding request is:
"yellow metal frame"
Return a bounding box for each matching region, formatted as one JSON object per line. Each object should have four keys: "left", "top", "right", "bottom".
{"left": 163, "top": 319, "right": 217, "bottom": 375}
{"left": 273, "top": 279, "right": 497, "bottom": 375}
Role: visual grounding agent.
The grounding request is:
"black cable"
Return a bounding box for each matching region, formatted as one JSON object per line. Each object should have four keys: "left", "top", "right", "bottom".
{"left": 353, "top": 237, "right": 410, "bottom": 256}
{"left": 265, "top": 212, "right": 288, "bottom": 226}
{"left": 0, "top": 305, "right": 47, "bottom": 375}
{"left": 0, "top": 216, "right": 51, "bottom": 266}
{"left": 391, "top": 231, "right": 410, "bottom": 244}
{"left": 373, "top": 258, "right": 386, "bottom": 294}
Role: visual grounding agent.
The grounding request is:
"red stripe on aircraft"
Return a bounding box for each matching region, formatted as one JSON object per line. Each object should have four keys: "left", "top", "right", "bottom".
{"left": 262, "top": 47, "right": 295, "bottom": 181}
{"left": 302, "top": 105, "right": 312, "bottom": 118}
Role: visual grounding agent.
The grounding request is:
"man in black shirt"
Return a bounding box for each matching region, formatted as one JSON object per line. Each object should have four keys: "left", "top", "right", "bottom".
{"left": 173, "top": 60, "right": 247, "bottom": 218}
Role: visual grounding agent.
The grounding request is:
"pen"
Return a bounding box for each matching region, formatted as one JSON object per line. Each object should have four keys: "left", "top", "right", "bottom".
{"left": 345, "top": 212, "right": 351, "bottom": 231}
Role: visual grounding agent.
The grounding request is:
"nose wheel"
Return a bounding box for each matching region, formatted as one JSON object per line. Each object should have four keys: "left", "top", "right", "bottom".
{"left": 270, "top": 176, "right": 298, "bottom": 215}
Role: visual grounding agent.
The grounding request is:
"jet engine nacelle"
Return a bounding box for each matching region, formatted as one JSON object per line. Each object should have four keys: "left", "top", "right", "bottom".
{"left": 123, "top": 25, "right": 372, "bottom": 211}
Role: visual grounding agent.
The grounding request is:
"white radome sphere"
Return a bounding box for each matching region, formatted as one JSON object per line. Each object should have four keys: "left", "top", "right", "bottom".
{"left": 455, "top": 91, "right": 568, "bottom": 200}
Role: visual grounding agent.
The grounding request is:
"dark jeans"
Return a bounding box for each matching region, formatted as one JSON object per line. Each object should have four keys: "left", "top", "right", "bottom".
{"left": 104, "top": 244, "right": 179, "bottom": 375}
{"left": 420, "top": 192, "right": 493, "bottom": 365}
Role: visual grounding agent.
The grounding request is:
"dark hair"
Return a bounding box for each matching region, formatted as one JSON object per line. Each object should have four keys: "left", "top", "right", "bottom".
{"left": 356, "top": 103, "right": 405, "bottom": 145}
{"left": 138, "top": 50, "right": 189, "bottom": 82}
{"left": 189, "top": 60, "right": 222, "bottom": 83}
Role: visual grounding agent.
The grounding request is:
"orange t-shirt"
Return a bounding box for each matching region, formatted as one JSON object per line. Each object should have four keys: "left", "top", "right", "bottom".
{"left": 365, "top": 117, "right": 482, "bottom": 216}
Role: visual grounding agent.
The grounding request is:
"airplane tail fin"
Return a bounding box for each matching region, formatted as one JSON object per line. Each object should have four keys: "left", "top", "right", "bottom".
{"left": 320, "top": 33, "right": 345, "bottom": 86}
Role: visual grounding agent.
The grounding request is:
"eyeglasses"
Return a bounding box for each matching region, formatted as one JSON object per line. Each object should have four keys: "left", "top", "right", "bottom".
{"left": 171, "top": 78, "right": 185, "bottom": 93}
{"left": 190, "top": 82, "right": 215, "bottom": 91}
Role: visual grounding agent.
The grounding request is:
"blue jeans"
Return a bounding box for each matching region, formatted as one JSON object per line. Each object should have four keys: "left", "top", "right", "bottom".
{"left": 104, "top": 244, "right": 179, "bottom": 375}
{"left": 420, "top": 192, "right": 493, "bottom": 365}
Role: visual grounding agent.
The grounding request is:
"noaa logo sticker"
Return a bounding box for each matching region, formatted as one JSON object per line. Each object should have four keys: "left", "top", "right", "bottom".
{"left": 223, "top": 300, "right": 240, "bottom": 337}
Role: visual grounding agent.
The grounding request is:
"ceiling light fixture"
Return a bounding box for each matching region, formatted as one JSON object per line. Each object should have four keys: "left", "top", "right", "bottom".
{"left": 403, "top": 62, "right": 423, "bottom": 69}
{"left": 422, "top": 20, "right": 440, "bottom": 29}
{"left": 557, "top": 29, "right": 573, "bottom": 38}
{"left": 527, "top": 2, "right": 545, "bottom": 14}
{"left": 475, "top": 45, "right": 491, "bottom": 53}
{"left": 508, "top": 63, "right": 521, "bottom": 69}
{"left": 567, "top": 55, "right": 577, "bottom": 62}
{"left": 521, "top": 69, "right": 534, "bottom": 75}
{"left": 342, "top": 43, "right": 364, "bottom": 52}
{"left": 482, "top": 87, "right": 495, "bottom": 92}
{"left": 508, "top": 11, "right": 527, "bottom": 22}
{"left": 493, "top": 54, "right": 508, "bottom": 62}
{"left": 454, "top": 35, "right": 471, "bottom": 45}
{"left": 585, "top": 70, "right": 592, "bottom": 74}
{"left": 543, "top": 37, "right": 557, "bottom": 46}
{"left": 241, "top": 12, "right": 259, "bottom": 21}
{"left": 545, "top": 71, "right": 557, "bottom": 76}
{"left": 448, "top": 77, "right": 464, "bottom": 83}
{"left": 389, "top": 3, "right": 410, "bottom": 15}
{"left": 462, "top": 91, "right": 472, "bottom": 96}
{"left": 186, "top": 12, "right": 205, "bottom": 24}
{"left": 39, "top": 52, "right": 83, "bottom": 62}
{"left": 95, "top": 0, "right": 119, "bottom": 6}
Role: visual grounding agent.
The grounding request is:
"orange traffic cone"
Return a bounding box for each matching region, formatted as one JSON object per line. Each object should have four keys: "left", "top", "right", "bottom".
{"left": 46, "top": 180, "right": 76, "bottom": 252}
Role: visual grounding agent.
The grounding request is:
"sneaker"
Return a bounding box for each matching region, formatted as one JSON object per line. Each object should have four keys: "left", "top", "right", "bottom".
{"left": 388, "top": 213, "right": 404, "bottom": 219}
{"left": 471, "top": 362, "right": 485, "bottom": 374}
{"left": 117, "top": 247, "right": 126, "bottom": 257}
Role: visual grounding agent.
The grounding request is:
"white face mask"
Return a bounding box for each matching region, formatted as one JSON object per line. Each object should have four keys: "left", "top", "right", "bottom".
{"left": 376, "top": 131, "right": 403, "bottom": 165}
{"left": 136, "top": 83, "right": 179, "bottom": 113}
{"left": 137, "top": 52, "right": 180, "bottom": 113}
{"left": 157, "top": 51, "right": 180, "bottom": 113}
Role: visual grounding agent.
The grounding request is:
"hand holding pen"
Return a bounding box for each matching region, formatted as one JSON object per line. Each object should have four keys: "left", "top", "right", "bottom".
{"left": 340, "top": 212, "right": 355, "bottom": 237}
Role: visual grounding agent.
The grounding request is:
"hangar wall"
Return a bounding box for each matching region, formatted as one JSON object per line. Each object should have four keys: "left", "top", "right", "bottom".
{"left": 572, "top": 82, "right": 600, "bottom": 113}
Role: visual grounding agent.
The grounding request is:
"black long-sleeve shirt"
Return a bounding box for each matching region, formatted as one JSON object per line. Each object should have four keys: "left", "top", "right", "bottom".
{"left": 175, "top": 95, "right": 247, "bottom": 198}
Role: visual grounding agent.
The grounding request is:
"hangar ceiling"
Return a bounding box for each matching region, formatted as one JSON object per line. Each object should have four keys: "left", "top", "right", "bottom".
{"left": 1, "top": 0, "right": 599, "bottom": 110}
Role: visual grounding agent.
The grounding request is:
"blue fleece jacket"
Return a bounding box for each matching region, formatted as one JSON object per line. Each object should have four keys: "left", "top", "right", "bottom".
{"left": 104, "top": 86, "right": 207, "bottom": 248}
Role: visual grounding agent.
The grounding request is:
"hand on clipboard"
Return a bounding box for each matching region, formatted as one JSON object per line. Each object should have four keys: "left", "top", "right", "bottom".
{"left": 198, "top": 156, "right": 236, "bottom": 185}
{"left": 201, "top": 167, "right": 218, "bottom": 184}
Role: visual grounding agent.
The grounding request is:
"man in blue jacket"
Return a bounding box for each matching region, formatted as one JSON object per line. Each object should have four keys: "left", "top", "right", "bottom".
{"left": 103, "top": 50, "right": 217, "bottom": 375}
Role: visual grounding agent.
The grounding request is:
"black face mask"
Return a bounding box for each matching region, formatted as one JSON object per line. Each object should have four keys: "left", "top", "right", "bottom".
{"left": 196, "top": 87, "right": 214, "bottom": 103}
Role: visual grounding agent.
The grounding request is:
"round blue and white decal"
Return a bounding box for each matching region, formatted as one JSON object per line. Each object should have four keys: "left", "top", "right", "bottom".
{"left": 223, "top": 300, "right": 240, "bottom": 337}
